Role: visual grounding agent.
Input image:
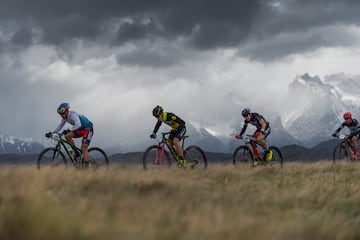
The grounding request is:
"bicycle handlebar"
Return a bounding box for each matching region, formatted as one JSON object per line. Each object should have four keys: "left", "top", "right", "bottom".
{"left": 236, "top": 134, "right": 255, "bottom": 141}
{"left": 333, "top": 134, "right": 348, "bottom": 140}
{"left": 46, "top": 132, "right": 64, "bottom": 141}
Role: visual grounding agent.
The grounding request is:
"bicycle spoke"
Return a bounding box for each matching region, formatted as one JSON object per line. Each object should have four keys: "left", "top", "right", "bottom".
{"left": 88, "top": 147, "right": 109, "bottom": 170}
{"left": 37, "top": 147, "right": 67, "bottom": 169}
{"left": 184, "top": 146, "right": 207, "bottom": 170}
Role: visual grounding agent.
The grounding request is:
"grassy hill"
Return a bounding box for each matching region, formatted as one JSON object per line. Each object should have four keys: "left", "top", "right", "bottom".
{"left": 1, "top": 162, "right": 360, "bottom": 239}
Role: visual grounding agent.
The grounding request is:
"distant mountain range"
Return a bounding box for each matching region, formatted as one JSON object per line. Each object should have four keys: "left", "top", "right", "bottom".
{"left": 0, "top": 132, "right": 43, "bottom": 155}
{"left": 0, "top": 139, "right": 341, "bottom": 165}
{"left": 280, "top": 72, "right": 360, "bottom": 147}
{"left": 0, "top": 72, "right": 358, "bottom": 158}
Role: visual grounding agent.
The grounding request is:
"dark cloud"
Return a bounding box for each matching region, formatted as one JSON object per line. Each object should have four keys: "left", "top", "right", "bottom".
{"left": 0, "top": 0, "right": 262, "bottom": 48}
{"left": 1, "top": 0, "right": 360, "bottom": 60}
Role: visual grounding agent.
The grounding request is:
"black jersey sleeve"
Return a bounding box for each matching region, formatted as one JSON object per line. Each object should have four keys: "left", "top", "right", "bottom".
{"left": 239, "top": 121, "right": 248, "bottom": 136}
{"left": 152, "top": 120, "right": 162, "bottom": 134}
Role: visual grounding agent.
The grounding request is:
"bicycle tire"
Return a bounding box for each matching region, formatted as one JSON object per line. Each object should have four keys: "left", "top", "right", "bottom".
{"left": 87, "top": 147, "right": 109, "bottom": 170}
{"left": 143, "top": 145, "right": 171, "bottom": 170}
{"left": 333, "top": 144, "right": 351, "bottom": 163}
{"left": 184, "top": 145, "right": 207, "bottom": 169}
{"left": 269, "top": 146, "right": 283, "bottom": 168}
{"left": 232, "top": 146, "right": 254, "bottom": 168}
{"left": 37, "top": 147, "right": 67, "bottom": 169}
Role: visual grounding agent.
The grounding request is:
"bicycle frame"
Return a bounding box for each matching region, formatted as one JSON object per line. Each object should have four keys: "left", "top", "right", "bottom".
{"left": 242, "top": 135, "right": 265, "bottom": 160}
{"left": 144, "top": 131, "right": 207, "bottom": 170}
{"left": 337, "top": 135, "right": 355, "bottom": 158}
{"left": 157, "top": 132, "right": 187, "bottom": 161}
{"left": 51, "top": 133, "right": 82, "bottom": 167}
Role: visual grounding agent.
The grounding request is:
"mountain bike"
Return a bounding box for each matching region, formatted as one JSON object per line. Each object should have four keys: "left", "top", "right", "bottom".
{"left": 37, "top": 133, "right": 109, "bottom": 169}
{"left": 232, "top": 134, "right": 283, "bottom": 168}
{"left": 143, "top": 132, "right": 207, "bottom": 170}
{"left": 333, "top": 135, "right": 358, "bottom": 162}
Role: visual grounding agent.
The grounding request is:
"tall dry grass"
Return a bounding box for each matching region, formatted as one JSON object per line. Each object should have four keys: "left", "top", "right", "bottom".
{"left": 1, "top": 162, "right": 360, "bottom": 240}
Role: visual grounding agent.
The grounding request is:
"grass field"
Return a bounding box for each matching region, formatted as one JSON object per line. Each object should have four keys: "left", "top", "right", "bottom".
{"left": 1, "top": 162, "right": 360, "bottom": 240}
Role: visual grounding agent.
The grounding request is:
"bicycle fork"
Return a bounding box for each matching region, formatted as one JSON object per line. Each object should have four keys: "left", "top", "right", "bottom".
{"left": 155, "top": 145, "right": 165, "bottom": 164}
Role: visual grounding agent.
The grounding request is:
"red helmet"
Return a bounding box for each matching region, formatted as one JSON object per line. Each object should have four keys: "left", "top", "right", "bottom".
{"left": 343, "top": 112, "right": 352, "bottom": 120}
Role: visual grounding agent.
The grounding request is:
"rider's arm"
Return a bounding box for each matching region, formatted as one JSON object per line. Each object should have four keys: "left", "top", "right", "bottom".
{"left": 334, "top": 123, "right": 345, "bottom": 135}
{"left": 239, "top": 122, "right": 248, "bottom": 136}
{"left": 259, "top": 118, "right": 267, "bottom": 132}
{"left": 152, "top": 120, "right": 162, "bottom": 134}
{"left": 69, "top": 112, "right": 82, "bottom": 131}
{"left": 53, "top": 119, "right": 66, "bottom": 133}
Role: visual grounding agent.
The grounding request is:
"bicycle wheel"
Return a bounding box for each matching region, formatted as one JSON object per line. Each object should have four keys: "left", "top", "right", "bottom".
{"left": 268, "top": 146, "right": 283, "bottom": 168}
{"left": 184, "top": 145, "right": 207, "bottom": 169}
{"left": 88, "top": 147, "right": 109, "bottom": 170}
{"left": 37, "top": 147, "right": 67, "bottom": 169}
{"left": 143, "top": 145, "right": 171, "bottom": 170}
{"left": 333, "top": 144, "right": 351, "bottom": 163}
{"left": 232, "top": 146, "right": 254, "bottom": 168}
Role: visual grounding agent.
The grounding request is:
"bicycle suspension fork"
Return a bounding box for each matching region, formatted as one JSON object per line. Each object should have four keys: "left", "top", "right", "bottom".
{"left": 155, "top": 143, "right": 165, "bottom": 164}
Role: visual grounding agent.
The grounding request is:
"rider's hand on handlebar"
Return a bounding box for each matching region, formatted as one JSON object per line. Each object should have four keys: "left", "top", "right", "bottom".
{"left": 150, "top": 133, "right": 156, "bottom": 139}
{"left": 45, "top": 132, "right": 52, "bottom": 138}
{"left": 234, "top": 133, "right": 242, "bottom": 139}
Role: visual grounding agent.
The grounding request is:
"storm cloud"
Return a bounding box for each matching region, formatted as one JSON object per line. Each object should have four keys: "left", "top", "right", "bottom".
{"left": 1, "top": 0, "right": 360, "bottom": 149}
{"left": 1, "top": 0, "right": 360, "bottom": 60}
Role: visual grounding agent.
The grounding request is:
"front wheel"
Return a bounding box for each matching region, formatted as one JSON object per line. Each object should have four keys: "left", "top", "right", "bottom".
{"left": 184, "top": 146, "right": 207, "bottom": 169}
{"left": 232, "top": 145, "right": 254, "bottom": 168}
{"left": 87, "top": 147, "right": 109, "bottom": 170}
{"left": 37, "top": 147, "right": 67, "bottom": 169}
{"left": 333, "top": 144, "right": 352, "bottom": 163}
{"left": 143, "top": 145, "right": 171, "bottom": 170}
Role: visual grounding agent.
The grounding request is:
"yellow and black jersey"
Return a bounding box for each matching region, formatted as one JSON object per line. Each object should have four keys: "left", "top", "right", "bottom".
{"left": 153, "top": 112, "right": 185, "bottom": 133}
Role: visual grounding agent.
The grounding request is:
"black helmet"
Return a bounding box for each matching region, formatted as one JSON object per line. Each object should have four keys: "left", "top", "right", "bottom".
{"left": 152, "top": 105, "right": 163, "bottom": 117}
{"left": 241, "top": 108, "right": 251, "bottom": 117}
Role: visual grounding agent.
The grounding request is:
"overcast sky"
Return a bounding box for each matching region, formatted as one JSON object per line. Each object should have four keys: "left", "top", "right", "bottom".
{"left": 1, "top": 0, "right": 360, "bottom": 149}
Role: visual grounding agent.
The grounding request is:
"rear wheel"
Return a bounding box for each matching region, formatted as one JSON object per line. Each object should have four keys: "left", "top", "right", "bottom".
{"left": 87, "top": 147, "right": 109, "bottom": 170}
{"left": 184, "top": 145, "right": 207, "bottom": 169}
{"left": 37, "top": 147, "right": 67, "bottom": 169}
{"left": 232, "top": 146, "right": 254, "bottom": 168}
{"left": 143, "top": 145, "right": 171, "bottom": 170}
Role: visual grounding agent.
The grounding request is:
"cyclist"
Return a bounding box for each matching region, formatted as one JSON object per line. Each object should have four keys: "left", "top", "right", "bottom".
{"left": 46, "top": 103, "right": 94, "bottom": 167}
{"left": 235, "top": 108, "right": 272, "bottom": 164}
{"left": 332, "top": 112, "right": 360, "bottom": 160}
{"left": 150, "top": 105, "right": 186, "bottom": 165}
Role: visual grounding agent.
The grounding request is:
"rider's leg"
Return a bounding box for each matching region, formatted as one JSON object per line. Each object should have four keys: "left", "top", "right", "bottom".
{"left": 81, "top": 142, "right": 90, "bottom": 167}
{"left": 64, "top": 131, "right": 78, "bottom": 156}
{"left": 256, "top": 133, "right": 272, "bottom": 161}
{"left": 172, "top": 137, "right": 184, "bottom": 159}
{"left": 351, "top": 136, "right": 358, "bottom": 159}
{"left": 256, "top": 134, "right": 269, "bottom": 151}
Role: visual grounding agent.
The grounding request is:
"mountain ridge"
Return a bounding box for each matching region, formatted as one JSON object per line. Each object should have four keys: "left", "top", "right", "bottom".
{"left": 1, "top": 72, "right": 358, "bottom": 154}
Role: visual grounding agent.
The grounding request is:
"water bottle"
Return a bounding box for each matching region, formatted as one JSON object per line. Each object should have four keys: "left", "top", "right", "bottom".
{"left": 67, "top": 144, "right": 75, "bottom": 159}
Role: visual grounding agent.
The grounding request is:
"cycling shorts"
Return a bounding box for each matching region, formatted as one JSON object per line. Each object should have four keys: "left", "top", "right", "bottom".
{"left": 255, "top": 127, "right": 271, "bottom": 139}
{"left": 169, "top": 126, "right": 186, "bottom": 140}
{"left": 73, "top": 128, "right": 94, "bottom": 145}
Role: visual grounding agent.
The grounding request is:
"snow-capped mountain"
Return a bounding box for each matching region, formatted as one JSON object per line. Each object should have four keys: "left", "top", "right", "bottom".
{"left": 2, "top": 72, "right": 358, "bottom": 156}
{"left": 280, "top": 73, "right": 359, "bottom": 147}
{"left": 0, "top": 132, "right": 44, "bottom": 154}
